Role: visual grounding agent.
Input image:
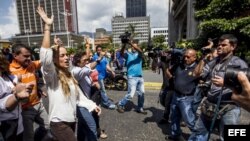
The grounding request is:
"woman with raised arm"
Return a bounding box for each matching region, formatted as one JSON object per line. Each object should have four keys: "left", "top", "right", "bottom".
{"left": 37, "top": 6, "right": 100, "bottom": 141}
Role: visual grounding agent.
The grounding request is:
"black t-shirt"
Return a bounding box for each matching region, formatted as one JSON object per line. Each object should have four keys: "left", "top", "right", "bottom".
{"left": 172, "top": 63, "right": 198, "bottom": 95}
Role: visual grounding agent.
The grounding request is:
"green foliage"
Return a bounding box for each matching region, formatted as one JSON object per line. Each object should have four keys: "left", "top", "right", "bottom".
{"left": 152, "top": 35, "right": 167, "bottom": 49}
{"left": 140, "top": 42, "right": 148, "bottom": 51}
{"left": 67, "top": 47, "right": 77, "bottom": 55}
{"left": 191, "top": 0, "right": 250, "bottom": 56}
{"left": 195, "top": 0, "right": 250, "bottom": 20}
{"left": 152, "top": 35, "right": 166, "bottom": 44}
{"left": 125, "top": 23, "right": 142, "bottom": 39}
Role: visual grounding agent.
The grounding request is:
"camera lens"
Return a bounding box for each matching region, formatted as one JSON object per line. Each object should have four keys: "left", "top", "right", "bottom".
{"left": 224, "top": 67, "right": 250, "bottom": 93}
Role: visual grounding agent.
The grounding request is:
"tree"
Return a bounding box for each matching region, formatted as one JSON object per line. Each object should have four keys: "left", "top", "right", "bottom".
{"left": 125, "top": 23, "right": 142, "bottom": 40}
{"left": 189, "top": 0, "right": 250, "bottom": 58}
{"left": 152, "top": 35, "right": 168, "bottom": 49}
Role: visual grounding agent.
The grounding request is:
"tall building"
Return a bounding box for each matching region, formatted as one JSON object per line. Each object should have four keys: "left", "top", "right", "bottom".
{"left": 112, "top": 13, "right": 150, "bottom": 44}
{"left": 13, "top": 0, "right": 82, "bottom": 48}
{"left": 16, "top": 0, "right": 78, "bottom": 34}
{"left": 168, "top": 0, "right": 198, "bottom": 44}
{"left": 126, "top": 0, "right": 146, "bottom": 17}
{"left": 151, "top": 27, "right": 168, "bottom": 44}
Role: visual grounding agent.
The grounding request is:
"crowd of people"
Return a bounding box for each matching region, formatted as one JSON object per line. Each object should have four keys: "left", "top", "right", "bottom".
{"left": 1, "top": 5, "right": 250, "bottom": 141}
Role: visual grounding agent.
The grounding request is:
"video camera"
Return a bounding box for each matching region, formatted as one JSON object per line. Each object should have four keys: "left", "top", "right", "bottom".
{"left": 168, "top": 48, "right": 185, "bottom": 66}
{"left": 119, "top": 31, "right": 131, "bottom": 44}
{"left": 201, "top": 47, "right": 212, "bottom": 55}
{"left": 224, "top": 66, "right": 250, "bottom": 93}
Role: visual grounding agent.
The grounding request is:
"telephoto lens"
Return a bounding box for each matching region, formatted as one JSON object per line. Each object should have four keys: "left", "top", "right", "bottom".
{"left": 224, "top": 66, "right": 250, "bottom": 93}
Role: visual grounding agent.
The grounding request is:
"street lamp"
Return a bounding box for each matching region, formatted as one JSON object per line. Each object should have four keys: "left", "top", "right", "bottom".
{"left": 24, "top": 29, "right": 32, "bottom": 47}
{"left": 60, "top": 10, "right": 72, "bottom": 48}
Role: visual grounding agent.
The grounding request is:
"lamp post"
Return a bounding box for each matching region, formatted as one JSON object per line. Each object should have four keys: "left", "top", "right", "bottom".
{"left": 60, "top": 10, "right": 72, "bottom": 48}
{"left": 24, "top": 29, "right": 32, "bottom": 47}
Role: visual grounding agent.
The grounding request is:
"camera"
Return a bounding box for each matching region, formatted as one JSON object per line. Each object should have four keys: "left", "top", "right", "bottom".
{"left": 169, "top": 48, "right": 185, "bottom": 66}
{"left": 224, "top": 66, "right": 250, "bottom": 93}
{"left": 201, "top": 47, "right": 212, "bottom": 55}
{"left": 119, "top": 32, "right": 131, "bottom": 44}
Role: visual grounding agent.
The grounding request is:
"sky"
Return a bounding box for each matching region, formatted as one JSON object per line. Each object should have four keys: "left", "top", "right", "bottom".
{"left": 0, "top": 0, "right": 168, "bottom": 39}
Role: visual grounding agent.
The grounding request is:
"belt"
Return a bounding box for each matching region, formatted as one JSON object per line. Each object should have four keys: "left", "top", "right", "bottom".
{"left": 175, "top": 93, "right": 194, "bottom": 97}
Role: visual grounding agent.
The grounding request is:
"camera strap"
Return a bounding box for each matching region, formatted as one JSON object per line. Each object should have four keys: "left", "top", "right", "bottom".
{"left": 207, "top": 54, "right": 233, "bottom": 141}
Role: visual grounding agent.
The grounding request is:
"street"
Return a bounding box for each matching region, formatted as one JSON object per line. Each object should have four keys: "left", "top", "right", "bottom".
{"left": 99, "top": 70, "right": 250, "bottom": 141}
{"left": 41, "top": 70, "right": 250, "bottom": 141}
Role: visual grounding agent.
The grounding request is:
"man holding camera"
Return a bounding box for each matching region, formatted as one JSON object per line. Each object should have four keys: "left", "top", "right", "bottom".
{"left": 189, "top": 34, "right": 248, "bottom": 141}
{"left": 116, "top": 40, "right": 147, "bottom": 114}
{"left": 231, "top": 72, "right": 250, "bottom": 112}
{"left": 166, "top": 49, "right": 199, "bottom": 140}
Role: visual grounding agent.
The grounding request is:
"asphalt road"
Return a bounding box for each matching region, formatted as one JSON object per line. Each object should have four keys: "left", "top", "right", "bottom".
{"left": 41, "top": 70, "right": 250, "bottom": 141}
{"left": 98, "top": 70, "right": 250, "bottom": 141}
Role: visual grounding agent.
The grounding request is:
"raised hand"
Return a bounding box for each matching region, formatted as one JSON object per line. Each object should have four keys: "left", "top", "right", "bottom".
{"left": 54, "top": 35, "right": 63, "bottom": 46}
{"left": 15, "top": 83, "right": 34, "bottom": 103}
{"left": 36, "top": 5, "right": 54, "bottom": 25}
{"left": 85, "top": 38, "right": 91, "bottom": 46}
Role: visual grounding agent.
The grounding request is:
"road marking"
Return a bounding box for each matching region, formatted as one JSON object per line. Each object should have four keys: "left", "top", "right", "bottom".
{"left": 144, "top": 82, "right": 162, "bottom": 90}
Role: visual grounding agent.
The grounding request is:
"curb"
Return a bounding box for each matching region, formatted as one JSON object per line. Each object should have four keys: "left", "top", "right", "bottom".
{"left": 144, "top": 82, "right": 162, "bottom": 90}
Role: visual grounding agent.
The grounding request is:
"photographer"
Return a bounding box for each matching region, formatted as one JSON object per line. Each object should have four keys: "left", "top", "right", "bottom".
{"left": 189, "top": 34, "right": 248, "bottom": 141}
{"left": 192, "top": 39, "right": 218, "bottom": 113}
{"left": 231, "top": 72, "right": 250, "bottom": 112}
{"left": 116, "top": 39, "right": 147, "bottom": 114}
{"left": 166, "top": 49, "right": 199, "bottom": 140}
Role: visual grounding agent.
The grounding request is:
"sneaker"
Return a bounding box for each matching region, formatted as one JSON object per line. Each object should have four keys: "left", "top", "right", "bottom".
{"left": 136, "top": 108, "right": 147, "bottom": 115}
{"left": 100, "top": 130, "right": 108, "bottom": 139}
{"left": 108, "top": 104, "right": 116, "bottom": 110}
{"left": 116, "top": 103, "right": 124, "bottom": 113}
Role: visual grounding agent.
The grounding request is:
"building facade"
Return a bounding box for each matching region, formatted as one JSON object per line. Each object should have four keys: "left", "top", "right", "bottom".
{"left": 111, "top": 13, "right": 150, "bottom": 44}
{"left": 13, "top": 0, "right": 82, "bottom": 48}
{"left": 151, "top": 27, "right": 168, "bottom": 44}
{"left": 126, "top": 0, "right": 146, "bottom": 17}
{"left": 168, "top": 0, "right": 198, "bottom": 44}
{"left": 95, "top": 28, "right": 107, "bottom": 39}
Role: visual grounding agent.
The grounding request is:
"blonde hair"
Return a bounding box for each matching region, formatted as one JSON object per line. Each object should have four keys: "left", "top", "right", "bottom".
{"left": 51, "top": 45, "right": 79, "bottom": 98}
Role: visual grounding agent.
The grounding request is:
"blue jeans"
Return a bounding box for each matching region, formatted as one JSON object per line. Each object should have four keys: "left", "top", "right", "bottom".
{"left": 98, "top": 79, "right": 113, "bottom": 107}
{"left": 192, "top": 87, "right": 203, "bottom": 113}
{"left": 118, "top": 76, "right": 145, "bottom": 110}
{"left": 22, "top": 101, "right": 49, "bottom": 141}
{"left": 170, "top": 93, "right": 196, "bottom": 137}
{"left": 188, "top": 106, "right": 241, "bottom": 141}
{"left": 77, "top": 106, "right": 97, "bottom": 141}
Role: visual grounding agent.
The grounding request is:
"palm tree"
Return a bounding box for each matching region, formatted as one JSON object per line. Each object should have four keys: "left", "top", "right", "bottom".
{"left": 125, "top": 23, "right": 142, "bottom": 40}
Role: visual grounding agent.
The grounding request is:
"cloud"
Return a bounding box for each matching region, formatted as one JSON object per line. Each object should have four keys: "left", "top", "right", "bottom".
{"left": 77, "top": 0, "right": 125, "bottom": 31}
{"left": 0, "top": 1, "right": 19, "bottom": 39}
{"left": 0, "top": 0, "right": 168, "bottom": 38}
{"left": 77, "top": 0, "right": 168, "bottom": 32}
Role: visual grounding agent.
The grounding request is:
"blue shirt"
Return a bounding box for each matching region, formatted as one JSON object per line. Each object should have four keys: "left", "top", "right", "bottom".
{"left": 116, "top": 51, "right": 125, "bottom": 66}
{"left": 124, "top": 51, "right": 143, "bottom": 77}
{"left": 93, "top": 53, "right": 108, "bottom": 80}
